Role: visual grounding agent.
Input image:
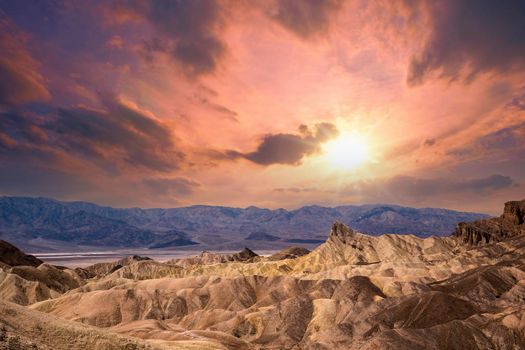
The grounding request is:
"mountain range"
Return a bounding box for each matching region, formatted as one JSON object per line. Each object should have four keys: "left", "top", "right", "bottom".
{"left": 0, "top": 196, "right": 489, "bottom": 251}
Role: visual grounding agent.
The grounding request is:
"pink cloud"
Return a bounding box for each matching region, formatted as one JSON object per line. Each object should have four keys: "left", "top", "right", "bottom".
{"left": 0, "top": 16, "right": 50, "bottom": 106}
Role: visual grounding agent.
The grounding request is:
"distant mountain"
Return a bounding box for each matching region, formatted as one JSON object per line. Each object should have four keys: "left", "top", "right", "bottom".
{"left": 0, "top": 196, "right": 490, "bottom": 251}
{"left": 0, "top": 197, "right": 197, "bottom": 250}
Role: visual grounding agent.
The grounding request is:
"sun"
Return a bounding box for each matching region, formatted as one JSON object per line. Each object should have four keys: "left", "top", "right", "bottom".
{"left": 323, "top": 134, "right": 370, "bottom": 170}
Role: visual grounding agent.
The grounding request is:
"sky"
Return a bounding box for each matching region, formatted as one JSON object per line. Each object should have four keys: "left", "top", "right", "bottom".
{"left": 0, "top": 0, "right": 524, "bottom": 214}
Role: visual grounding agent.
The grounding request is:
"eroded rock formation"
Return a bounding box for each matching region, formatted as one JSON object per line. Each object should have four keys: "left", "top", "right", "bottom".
{"left": 2, "top": 199, "right": 525, "bottom": 349}
{"left": 454, "top": 200, "right": 525, "bottom": 245}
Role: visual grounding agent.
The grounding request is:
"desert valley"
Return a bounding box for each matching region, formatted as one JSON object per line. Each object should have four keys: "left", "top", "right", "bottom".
{"left": 1, "top": 199, "right": 525, "bottom": 349}
{"left": 1, "top": 0, "right": 524, "bottom": 349}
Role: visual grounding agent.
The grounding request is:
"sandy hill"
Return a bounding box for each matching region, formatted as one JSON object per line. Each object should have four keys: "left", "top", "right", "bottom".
{"left": 0, "top": 240, "right": 83, "bottom": 305}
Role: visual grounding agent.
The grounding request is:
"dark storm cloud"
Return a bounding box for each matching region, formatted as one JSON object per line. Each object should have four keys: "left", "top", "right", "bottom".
{"left": 110, "top": 0, "right": 227, "bottom": 76}
{"left": 447, "top": 122, "right": 525, "bottom": 160}
{"left": 0, "top": 111, "right": 59, "bottom": 165}
{"left": 407, "top": 0, "right": 525, "bottom": 85}
{"left": 0, "top": 163, "right": 93, "bottom": 198}
{"left": 245, "top": 133, "right": 317, "bottom": 165}
{"left": 0, "top": 97, "right": 184, "bottom": 172}
{"left": 52, "top": 105, "right": 181, "bottom": 172}
{"left": 386, "top": 174, "right": 515, "bottom": 197}
{"left": 269, "top": 0, "right": 343, "bottom": 39}
{"left": 343, "top": 174, "right": 516, "bottom": 203}
{"left": 0, "top": 16, "right": 50, "bottom": 106}
{"left": 477, "top": 123, "right": 525, "bottom": 151}
{"left": 143, "top": 177, "right": 200, "bottom": 196}
{"left": 226, "top": 122, "right": 338, "bottom": 165}
{"left": 0, "top": 111, "right": 47, "bottom": 146}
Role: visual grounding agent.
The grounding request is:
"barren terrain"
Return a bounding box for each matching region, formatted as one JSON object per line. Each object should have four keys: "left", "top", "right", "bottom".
{"left": 1, "top": 200, "right": 524, "bottom": 349}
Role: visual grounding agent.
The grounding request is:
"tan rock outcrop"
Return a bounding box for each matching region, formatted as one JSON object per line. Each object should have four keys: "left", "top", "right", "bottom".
{"left": 454, "top": 199, "right": 525, "bottom": 245}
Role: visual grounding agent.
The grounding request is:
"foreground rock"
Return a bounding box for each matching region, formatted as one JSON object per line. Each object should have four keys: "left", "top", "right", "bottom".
{"left": 78, "top": 255, "right": 153, "bottom": 279}
{"left": 0, "top": 300, "right": 177, "bottom": 350}
{"left": 0, "top": 242, "right": 84, "bottom": 305}
{"left": 268, "top": 246, "right": 310, "bottom": 261}
{"left": 168, "top": 248, "right": 259, "bottom": 268}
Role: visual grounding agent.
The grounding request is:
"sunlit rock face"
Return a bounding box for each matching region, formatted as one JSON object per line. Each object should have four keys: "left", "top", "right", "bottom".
{"left": 503, "top": 200, "right": 525, "bottom": 225}
{"left": 454, "top": 200, "right": 525, "bottom": 245}
{"left": 328, "top": 221, "right": 356, "bottom": 244}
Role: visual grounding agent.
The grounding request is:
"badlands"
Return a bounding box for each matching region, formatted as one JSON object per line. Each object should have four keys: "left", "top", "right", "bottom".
{"left": 1, "top": 200, "right": 525, "bottom": 349}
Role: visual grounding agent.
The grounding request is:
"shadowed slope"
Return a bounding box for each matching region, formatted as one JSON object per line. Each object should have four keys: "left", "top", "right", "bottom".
{"left": 0, "top": 239, "right": 42, "bottom": 267}
{"left": 0, "top": 300, "right": 178, "bottom": 350}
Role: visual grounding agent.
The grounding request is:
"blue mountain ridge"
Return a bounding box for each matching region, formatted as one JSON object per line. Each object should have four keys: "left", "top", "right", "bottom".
{"left": 0, "top": 196, "right": 490, "bottom": 251}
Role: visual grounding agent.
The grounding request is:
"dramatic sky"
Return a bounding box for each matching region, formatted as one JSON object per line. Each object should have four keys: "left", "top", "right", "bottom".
{"left": 1, "top": 0, "right": 524, "bottom": 214}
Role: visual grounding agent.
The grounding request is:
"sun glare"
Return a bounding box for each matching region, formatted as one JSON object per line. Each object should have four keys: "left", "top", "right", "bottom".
{"left": 324, "top": 134, "right": 369, "bottom": 170}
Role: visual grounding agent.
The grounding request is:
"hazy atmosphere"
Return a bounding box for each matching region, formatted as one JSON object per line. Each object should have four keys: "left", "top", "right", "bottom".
{"left": 2, "top": 2, "right": 525, "bottom": 350}
{"left": 1, "top": 0, "right": 524, "bottom": 214}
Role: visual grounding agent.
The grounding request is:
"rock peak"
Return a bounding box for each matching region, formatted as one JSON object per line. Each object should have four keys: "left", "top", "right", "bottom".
{"left": 328, "top": 221, "right": 355, "bottom": 244}
{"left": 453, "top": 199, "right": 525, "bottom": 246}
{"left": 234, "top": 247, "right": 258, "bottom": 260}
{"left": 502, "top": 199, "right": 525, "bottom": 225}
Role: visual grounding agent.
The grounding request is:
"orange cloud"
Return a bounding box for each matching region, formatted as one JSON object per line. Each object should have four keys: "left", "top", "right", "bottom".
{"left": 0, "top": 16, "right": 50, "bottom": 106}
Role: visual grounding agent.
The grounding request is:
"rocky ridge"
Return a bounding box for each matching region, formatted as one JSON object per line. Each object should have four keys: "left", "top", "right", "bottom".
{"left": 168, "top": 248, "right": 259, "bottom": 269}
{"left": 454, "top": 199, "right": 525, "bottom": 245}
{"left": 1, "top": 199, "right": 525, "bottom": 349}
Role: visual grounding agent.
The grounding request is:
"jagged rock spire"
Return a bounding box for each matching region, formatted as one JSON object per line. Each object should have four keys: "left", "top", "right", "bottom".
{"left": 502, "top": 200, "right": 525, "bottom": 225}
{"left": 328, "top": 221, "right": 355, "bottom": 244}
{"left": 454, "top": 199, "right": 525, "bottom": 245}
